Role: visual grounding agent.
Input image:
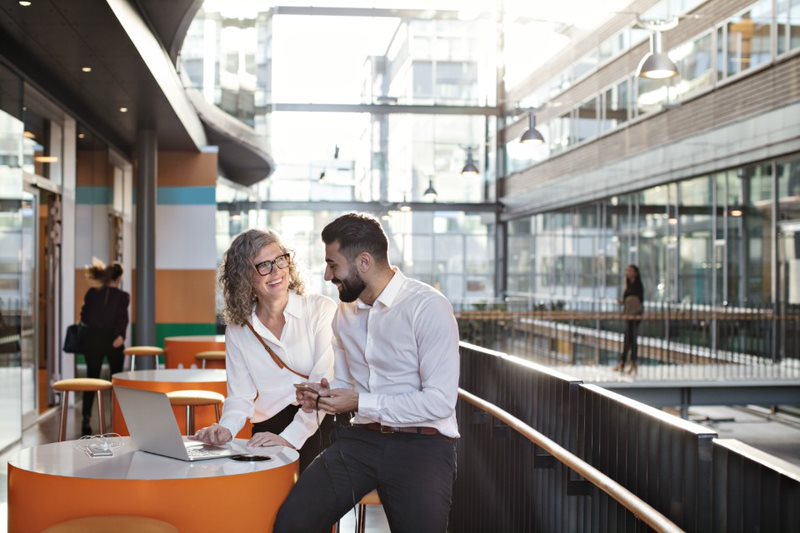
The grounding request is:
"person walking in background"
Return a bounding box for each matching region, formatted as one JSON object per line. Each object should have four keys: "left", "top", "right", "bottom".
{"left": 80, "top": 259, "right": 129, "bottom": 435}
{"left": 616, "top": 264, "right": 644, "bottom": 375}
{"left": 277, "top": 213, "right": 460, "bottom": 533}
{"left": 192, "top": 229, "right": 336, "bottom": 472}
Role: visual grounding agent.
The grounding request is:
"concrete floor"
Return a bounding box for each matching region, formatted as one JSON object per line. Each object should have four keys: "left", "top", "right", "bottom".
{"left": 687, "top": 405, "right": 800, "bottom": 468}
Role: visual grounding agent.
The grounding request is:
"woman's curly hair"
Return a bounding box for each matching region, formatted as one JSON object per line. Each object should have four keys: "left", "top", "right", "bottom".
{"left": 219, "top": 229, "right": 305, "bottom": 326}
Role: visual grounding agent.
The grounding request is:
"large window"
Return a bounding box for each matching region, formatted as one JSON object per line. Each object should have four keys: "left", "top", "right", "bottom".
{"left": 777, "top": 157, "right": 800, "bottom": 306}
{"left": 508, "top": 0, "right": 777, "bottom": 174}
{"left": 670, "top": 32, "right": 714, "bottom": 100}
{"left": 777, "top": 0, "right": 800, "bottom": 54}
{"left": 722, "top": 0, "right": 773, "bottom": 78}
{"left": 507, "top": 158, "right": 785, "bottom": 307}
{"left": 0, "top": 62, "right": 23, "bottom": 451}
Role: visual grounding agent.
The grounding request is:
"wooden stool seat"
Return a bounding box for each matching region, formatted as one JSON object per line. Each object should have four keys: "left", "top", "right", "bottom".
{"left": 123, "top": 346, "right": 164, "bottom": 356}
{"left": 166, "top": 390, "right": 224, "bottom": 434}
{"left": 195, "top": 350, "right": 226, "bottom": 368}
{"left": 43, "top": 515, "right": 178, "bottom": 533}
{"left": 52, "top": 378, "right": 113, "bottom": 441}
{"left": 53, "top": 378, "right": 112, "bottom": 393}
{"left": 124, "top": 346, "right": 164, "bottom": 371}
{"left": 166, "top": 390, "right": 225, "bottom": 406}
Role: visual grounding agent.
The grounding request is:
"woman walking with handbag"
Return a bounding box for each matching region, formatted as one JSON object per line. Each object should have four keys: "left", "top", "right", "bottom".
{"left": 80, "top": 259, "right": 129, "bottom": 435}
{"left": 616, "top": 264, "right": 644, "bottom": 375}
{"left": 193, "top": 229, "right": 336, "bottom": 472}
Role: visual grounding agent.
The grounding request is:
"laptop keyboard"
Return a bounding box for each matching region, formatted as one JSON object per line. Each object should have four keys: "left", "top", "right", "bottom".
{"left": 186, "top": 446, "right": 226, "bottom": 458}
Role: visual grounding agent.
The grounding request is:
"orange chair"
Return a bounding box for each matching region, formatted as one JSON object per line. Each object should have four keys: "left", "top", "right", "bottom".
{"left": 166, "top": 390, "right": 224, "bottom": 434}
{"left": 336, "top": 490, "right": 382, "bottom": 533}
{"left": 124, "top": 346, "right": 164, "bottom": 371}
{"left": 52, "top": 378, "right": 112, "bottom": 441}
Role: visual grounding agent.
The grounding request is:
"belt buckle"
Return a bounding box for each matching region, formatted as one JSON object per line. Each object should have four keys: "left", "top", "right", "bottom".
{"left": 379, "top": 425, "right": 394, "bottom": 434}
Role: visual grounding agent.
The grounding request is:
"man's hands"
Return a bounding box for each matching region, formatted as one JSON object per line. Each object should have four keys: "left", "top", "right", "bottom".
{"left": 295, "top": 378, "right": 358, "bottom": 414}
{"left": 112, "top": 336, "right": 124, "bottom": 348}
{"left": 191, "top": 423, "right": 232, "bottom": 446}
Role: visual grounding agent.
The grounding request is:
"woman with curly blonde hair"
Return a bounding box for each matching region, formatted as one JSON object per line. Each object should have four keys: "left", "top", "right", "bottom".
{"left": 193, "top": 229, "right": 336, "bottom": 471}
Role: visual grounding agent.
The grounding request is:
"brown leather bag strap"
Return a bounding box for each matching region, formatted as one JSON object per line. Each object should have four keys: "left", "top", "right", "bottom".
{"left": 245, "top": 320, "right": 309, "bottom": 379}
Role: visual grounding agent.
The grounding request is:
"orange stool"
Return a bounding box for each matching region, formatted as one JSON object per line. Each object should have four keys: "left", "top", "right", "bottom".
{"left": 166, "top": 390, "right": 224, "bottom": 434}
{"left": 52, "top": 378, "right": 112, "bottom": 441}
{"left": 124, "top": 346, "right": 164, "bottom": 371}
{"left": 43, "top": 516, "right": 178, "bottom": 533}
{"left": 195, "top": 350, "right": 226, "bottom": 368}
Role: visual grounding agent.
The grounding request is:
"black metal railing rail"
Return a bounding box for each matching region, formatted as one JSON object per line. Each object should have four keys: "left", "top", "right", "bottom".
{"left": 454, "top": 300, "right": 800, "bottom": 371}
{"left": 457, "top": 388, "right": 683, "bottom": 533}
{"left": 450, "top": 342, "right": 800, "bottom": 532}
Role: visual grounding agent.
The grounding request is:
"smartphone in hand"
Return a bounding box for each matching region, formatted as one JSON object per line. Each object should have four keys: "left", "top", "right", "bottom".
{"left": 293, "top": 382, "right": 321, "bottom": 396}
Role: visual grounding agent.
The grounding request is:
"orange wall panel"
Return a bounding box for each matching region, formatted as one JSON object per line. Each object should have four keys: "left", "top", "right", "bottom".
{"left": 76, "top": 149, "right": 112, "bottom": 187}
{"left": 155, "top": 270, "right": 216, "bottom": 324}
{"left": 158, "top": 152, "right": 217, "bottom": 188}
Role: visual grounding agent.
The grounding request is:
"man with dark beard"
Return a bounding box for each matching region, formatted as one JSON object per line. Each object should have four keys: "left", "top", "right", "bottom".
{"left": 274, "top": 212, "right": 460, "bottom": 533}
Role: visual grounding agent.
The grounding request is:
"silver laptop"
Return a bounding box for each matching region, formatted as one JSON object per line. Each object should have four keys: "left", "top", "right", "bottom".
{"left": 114, "top": 386, "right": 238, "bottom": 461}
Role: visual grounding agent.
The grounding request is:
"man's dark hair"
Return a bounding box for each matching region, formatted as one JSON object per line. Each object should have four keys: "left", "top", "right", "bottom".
{"left": 322, "top": 213, "right": 389, "bottom": 263}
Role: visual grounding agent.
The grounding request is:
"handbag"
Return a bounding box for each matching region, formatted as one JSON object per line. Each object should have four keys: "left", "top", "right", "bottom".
{"left": 623, "top": 295, "right": 643, "bottom": 316}
{"left": 63, "top": 323, "right": 86, "bottom": 353}
{"left": 245, "top": 320, "right": 309, "bottom": 379}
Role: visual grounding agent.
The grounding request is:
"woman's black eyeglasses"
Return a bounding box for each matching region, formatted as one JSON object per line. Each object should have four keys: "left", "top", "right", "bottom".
{"left": 254, "top": 252, "right": 292, "bottom": 276}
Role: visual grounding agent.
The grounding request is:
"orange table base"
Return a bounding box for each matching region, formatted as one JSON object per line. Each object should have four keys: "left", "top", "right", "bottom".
{"left": 112, "top": 377, "right": 251, "bottom": 439}
{"left": 8, "top": 461, "right": 297, "bottom": 532}
{"left": 164, "top": 339, "right": 225, "bottom": 369}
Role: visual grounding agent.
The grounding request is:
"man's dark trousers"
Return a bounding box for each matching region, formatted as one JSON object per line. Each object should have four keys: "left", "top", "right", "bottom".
{"left": 274, "top": 425, "right": 457, "bottom": 533}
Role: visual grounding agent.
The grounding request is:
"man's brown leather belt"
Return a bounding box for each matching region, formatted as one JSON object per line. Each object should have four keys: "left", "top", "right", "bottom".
{"left": 360, "top": 422, "right": 441, "bottom": 436}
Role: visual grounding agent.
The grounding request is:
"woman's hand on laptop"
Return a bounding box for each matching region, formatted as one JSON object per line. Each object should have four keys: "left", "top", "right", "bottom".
{"left": 191, "top": 423, "right": 232, "bottom": 446}
{"left": 248, "top": 431, "right": 294, "bottom": 449}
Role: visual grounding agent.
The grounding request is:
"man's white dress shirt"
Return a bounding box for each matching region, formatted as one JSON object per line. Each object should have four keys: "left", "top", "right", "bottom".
{"left": 331, "top": 269, "right": 460, "bottom": 438}
{"left": 219, "top": 291, "right": 336, "bottom": 449}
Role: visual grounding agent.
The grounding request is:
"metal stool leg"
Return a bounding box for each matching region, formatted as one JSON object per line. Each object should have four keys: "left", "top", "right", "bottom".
{"left": 356, "top": 504, "right": 366, "bottom": 533}
{"left": 96, "top": 390, "right": 106, "bottom": 434}
{"left": 130, "top": 355, "right": 136, "bottom": 371}
{"left": 58, "top": 391, "right": 70, "bottom": 442}
{"left": 201, "top": 359, "right": 207, "bottom": 369}
{"left": 186, "top": 406, "right": 195, "bottom": 435}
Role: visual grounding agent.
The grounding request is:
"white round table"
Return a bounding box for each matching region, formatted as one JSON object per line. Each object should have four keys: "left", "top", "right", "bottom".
{"left": 7, "top": 438, "right": 298, "bottom": 531}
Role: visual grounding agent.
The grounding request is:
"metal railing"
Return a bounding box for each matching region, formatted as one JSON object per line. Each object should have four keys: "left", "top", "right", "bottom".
{"left": 450, "top": 341, "right": 800, "bottom": 532}
{"left": 457, "top": 387, "right": 683, "bottom": 533}
{"left": 454, "top": 300, "right": 800, "bottom": 374}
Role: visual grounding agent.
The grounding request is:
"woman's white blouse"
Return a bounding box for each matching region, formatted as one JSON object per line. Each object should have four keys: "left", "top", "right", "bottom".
{"left": 219, "top": 291, "right": 336, "bottom": 449}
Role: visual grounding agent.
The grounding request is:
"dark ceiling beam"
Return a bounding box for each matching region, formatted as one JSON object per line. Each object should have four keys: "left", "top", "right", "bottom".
{"left": 107, "top": 0, "right": 206, "bottom": 150}
{"left": 136, "top": 0, "right": 203, "bottom": 62}
{"left": 0, "top": 32, "right": 131, "bottom": 155}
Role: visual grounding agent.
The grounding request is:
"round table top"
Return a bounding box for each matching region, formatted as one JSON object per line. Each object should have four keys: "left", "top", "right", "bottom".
{"left": 8, "top": 438, "right": 298, "bottom": 480}
{"left": 112, "top": 369, "right": 226, "bottom": 383}
{"left": 163, "top": 335, "right": 225, "bottom": 343}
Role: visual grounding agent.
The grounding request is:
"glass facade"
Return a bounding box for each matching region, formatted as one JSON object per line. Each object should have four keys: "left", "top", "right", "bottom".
{"left": 508, "top": 0, "right": 797, "bottom": 176}
{"left": 505, "top": 158, "right": 798, "bottom": 308}
{"left": 216, "top": 191, "right": 495, "bottom": 310}
{"left": 0, "top": 62, "right": 24, "bottom": 450}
